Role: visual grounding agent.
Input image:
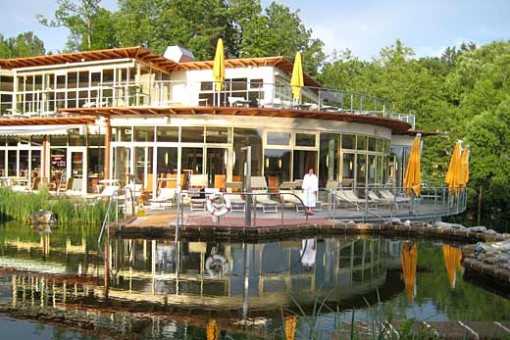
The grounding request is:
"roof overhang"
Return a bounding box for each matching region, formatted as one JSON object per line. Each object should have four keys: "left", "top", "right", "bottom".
{"left": 0, "top": 125, "right": 76, "bottom": 136}
{"left": 0, "top": 116, "right": 96, "bottom": 128}
{"left": 397, "top": 130, "right": 440, "bottom": 137}
{"left": 60, "top": 106, "right": 411, "bottom": 134}
{"left": 0, "top": 47, "right": 178, "bottom": 73}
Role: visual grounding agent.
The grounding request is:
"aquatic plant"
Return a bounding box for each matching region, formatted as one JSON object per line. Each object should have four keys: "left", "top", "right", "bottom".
{"left": 0, "top": 187, "right": 109, "bottom": 226}
{"left": 277, "top": 290, "right": 440, "bottom": 339}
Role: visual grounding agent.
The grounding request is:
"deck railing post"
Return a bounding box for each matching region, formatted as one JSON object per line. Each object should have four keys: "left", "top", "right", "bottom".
{"left": 242, "top": 146, "right": 252, "bottom": 227}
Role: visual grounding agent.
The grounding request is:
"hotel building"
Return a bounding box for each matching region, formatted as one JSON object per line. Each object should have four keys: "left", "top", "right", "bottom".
{"left": 0, "top": 46, "right": 420, "bottom": 196}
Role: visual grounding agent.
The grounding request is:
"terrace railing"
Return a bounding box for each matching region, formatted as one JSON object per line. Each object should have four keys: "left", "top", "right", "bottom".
{"left": 0, "top": 79, "right": 414, "bottom": 124}
{"left": 166, "top": 184, "right": 466, "bottom": 227}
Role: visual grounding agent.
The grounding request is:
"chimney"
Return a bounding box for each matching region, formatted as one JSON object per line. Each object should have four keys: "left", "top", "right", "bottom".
{"left": 163, "top": 46, "right": 195, "bottom": 63}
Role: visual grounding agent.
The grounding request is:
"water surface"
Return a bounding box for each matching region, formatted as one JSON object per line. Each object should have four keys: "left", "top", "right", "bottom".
{"left": 1, "top": 221, "right": 509, "bottom": 339}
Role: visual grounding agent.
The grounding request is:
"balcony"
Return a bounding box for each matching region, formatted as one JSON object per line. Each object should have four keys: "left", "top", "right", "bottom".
{"left": 0, "top": 80, "right": 415, "bottom": 126}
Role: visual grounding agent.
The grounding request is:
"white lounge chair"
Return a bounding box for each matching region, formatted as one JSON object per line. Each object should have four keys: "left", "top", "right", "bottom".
{"left": 150, "top": 188, "right": 176, "bottom": 210}
{"left": 252, "top": 189, "right": 278, "bottom": 213}
{"left": 225, "top": 193, "right": 246, "bottom": 212}
{"left": 379, "top": 189, "right": 410, "bottom": 209}
{"left": 257, "top": 97, "right": 283, "bottom": 109}
{"left": 228, "top": 96, "right": 250, "bottom": 107}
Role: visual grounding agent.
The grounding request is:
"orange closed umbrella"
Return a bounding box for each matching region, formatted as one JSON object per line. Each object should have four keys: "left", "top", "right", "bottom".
{"left": 445, "top": 141, "right": 463, "bottom": 194}
{"left": 285, "top": 315, "right": 297, "bottom": 340}
{"left": 290, "top": 52, "right": 304, "bottom": 102}
{"left": 442, "top": 245, "right": 463, "bottom": 288}
{"left": 206, "top": 319, "right": 219, "bottom": 340}
{"left": 404, "top": 134, "right": 422, "bottom": 197}
{"left": 401, "top": 242, "right": 418, "bottom": 301}
{"left": 459, "top": 146, "right": 470, "bottom": 187}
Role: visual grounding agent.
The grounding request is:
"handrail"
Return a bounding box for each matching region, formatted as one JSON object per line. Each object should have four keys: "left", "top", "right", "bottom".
{"left": 97, "top": 189, "right": 125, "bottom": 280}
{"left": 97, "top": 190, "right": 117, "bottom": 251}
{"left": 97, "top": 189, "right": 125, "bottom": 251}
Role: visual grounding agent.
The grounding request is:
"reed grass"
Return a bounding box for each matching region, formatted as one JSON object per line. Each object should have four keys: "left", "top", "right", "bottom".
{"left": 0, "top": 187, "right": 109, "bottom": 226}
{"left": 276, "top": 291, "right": 439, "bottom": 340}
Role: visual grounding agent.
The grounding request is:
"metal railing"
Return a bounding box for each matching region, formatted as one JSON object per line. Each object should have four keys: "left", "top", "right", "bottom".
{"left": 165, "top": 185, "right": 467, "bottom": 228}
{"left": 0, "top": 79, "right": 414, "bottom": 124}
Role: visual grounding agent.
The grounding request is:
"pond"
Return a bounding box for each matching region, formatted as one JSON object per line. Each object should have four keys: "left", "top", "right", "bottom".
{"left": 1, "top": 221, "right": 509, "bottom": 339}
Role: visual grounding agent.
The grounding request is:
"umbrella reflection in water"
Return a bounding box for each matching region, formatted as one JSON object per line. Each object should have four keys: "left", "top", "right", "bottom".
{"left": 401, "top": 241, "right": 418, "bottom": 301}
{"left": 442, "top": 245, "right": 463, "bottom": 288}
{"left": 206, "top": 318, "right": 220, "bottom": 340}
{"left": 285, "top": 315, "right": 297, "bottom": 340}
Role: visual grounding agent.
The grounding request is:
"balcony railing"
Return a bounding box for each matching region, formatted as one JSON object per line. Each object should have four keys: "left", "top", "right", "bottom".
{"left": 0, "top": 80, "right": 415, "bottom": 125}
{"left": 166, "top": 184, "right": 467, "bottom": 226}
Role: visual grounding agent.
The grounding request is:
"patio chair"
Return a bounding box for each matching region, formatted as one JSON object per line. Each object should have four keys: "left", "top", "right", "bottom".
{"left": 334, "top": 189, "right": 371, "bottom": 209}
{"left": 228, "top": 96, "right": 250, "bottom": 107}
{"left": 367, "top": 190, "right": 394, "bottom": 208}
{"left": 252, "top": 189, "right": 278, "bottom": 213}
{"left": 225, "top": 192, "right": 246, "bottom": 212}
{"left": 379, "top": 189, "right": 410, "bottom": 209}
{"left": 250, "top": 176, "right": 279, "bottom": 213}
{"left": 98, "top": 184, "right": 121, "bottom": 198}
{"left": 57, "top": 177, "right": 74, "bottom": 195}
{"left": 279, "top": 189, "right": 308, "bottom": 212}
{"left": 257, "top": 97, "right": 283, "bottom": 109}
{"left": 189, "top": 174, "right": 209, "bottom": 211}
{"left": 150, "top": 188, "right": 176, "bottom": 210}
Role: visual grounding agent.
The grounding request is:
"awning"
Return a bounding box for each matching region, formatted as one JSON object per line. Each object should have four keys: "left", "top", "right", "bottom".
{"left": 0, "top": 125, "right": 78, "bottom": 136}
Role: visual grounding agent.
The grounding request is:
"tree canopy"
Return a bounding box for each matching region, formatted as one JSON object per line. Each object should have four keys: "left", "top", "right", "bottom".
{"left": 0, "top": 32, "right": 45, "bottom": 58}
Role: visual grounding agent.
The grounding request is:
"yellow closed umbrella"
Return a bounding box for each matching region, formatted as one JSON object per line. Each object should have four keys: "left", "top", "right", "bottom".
{"left": 401, "top": 242, "right": 418, "bottom": 301}
{"left": 285, "top": 315, "right": 297, "bottom": 340}
{"left": 206, "top": 319, "right": 219, "bottom": 340}
{"left": 460, "top": 146, "right": 470, "bottom": 187}
{"left": 213, "top": 38, "right": 225, "bottom": 92}
{"left": 445, "top": 141, "right": 463, "bottom": 194}
{"left": 442, "top": 245, "right": 463, "bottom": 288}
{"left": 290, "top": 52, "right": 304, "bottom": 102}
{"left": 404, "top": 133, "right": 422, "bottom": 197}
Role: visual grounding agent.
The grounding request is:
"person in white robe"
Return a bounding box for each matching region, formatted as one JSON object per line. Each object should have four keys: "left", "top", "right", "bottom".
{"left": 302, "top": 167, "right": 318, "bottom": 215}
{"left": 300, "top": 238, "right": 316, "bottom": 271}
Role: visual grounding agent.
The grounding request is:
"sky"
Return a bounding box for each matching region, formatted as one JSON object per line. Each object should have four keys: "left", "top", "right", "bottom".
{"left": 0, "top": 0, "right": 509, "bottom": 59}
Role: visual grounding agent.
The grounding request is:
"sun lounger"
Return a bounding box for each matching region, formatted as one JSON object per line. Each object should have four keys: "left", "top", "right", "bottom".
{"left": 225, "top": 193, "right": 246, "bottom": 212}
{"left": 150, "top": 188, "right": 176, "bottom": 210}
{"left": 379, "top": 189, "right": 410, "bottom": 209}
{"left": 252, "top": 189, "right": 278, "bottom": 213}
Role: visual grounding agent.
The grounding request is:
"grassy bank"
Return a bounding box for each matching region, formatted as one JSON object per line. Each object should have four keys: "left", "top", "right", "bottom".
{"left": 0, "top": 187, "right": 109, "bottom": 226}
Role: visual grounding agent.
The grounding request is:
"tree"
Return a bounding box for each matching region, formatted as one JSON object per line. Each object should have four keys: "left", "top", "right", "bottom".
{"left": 115, "top": 0, "right": 232, "bottom": 59}
{"left": 466, "top": 98, "right": 510, "bottom": 225}
{"left": 38, "top": 0, "right": 116, "bottom": 51}
{"left": 238, "top": 2, "right": 325, "bottom": 75}
{"left": 0, "top": 32, "right": 45, "bottom": 58}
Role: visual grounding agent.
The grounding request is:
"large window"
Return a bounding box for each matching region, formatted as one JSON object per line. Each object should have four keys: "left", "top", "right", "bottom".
{"left": 264, "top": 149, "right": 291, "bottom": 186}
{"left": 292, "top": 150, "right": 316, "bottom": 182}
{"left": 319, "top": 133, "right": 339, "bottom": 188}
{"left": 233, "top": 128, "right": 263, "bottom": 179}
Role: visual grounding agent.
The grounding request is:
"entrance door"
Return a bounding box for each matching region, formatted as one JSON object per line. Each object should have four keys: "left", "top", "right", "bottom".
{"left": 135, "top": 146, "right": 154, "bottom": 194}
{"left": 67, "top": 147, "right": 87, "bottom": 193}
{"left": 112, "top": 146, "right": 132, "bottom": 187}
{"left": 206, "top": 147, "right": 227, "bottom": 189}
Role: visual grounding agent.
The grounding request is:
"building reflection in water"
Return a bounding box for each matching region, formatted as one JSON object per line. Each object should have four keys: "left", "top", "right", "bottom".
{"left": 1, "top": 227, "right": 427, "bottom": 337}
